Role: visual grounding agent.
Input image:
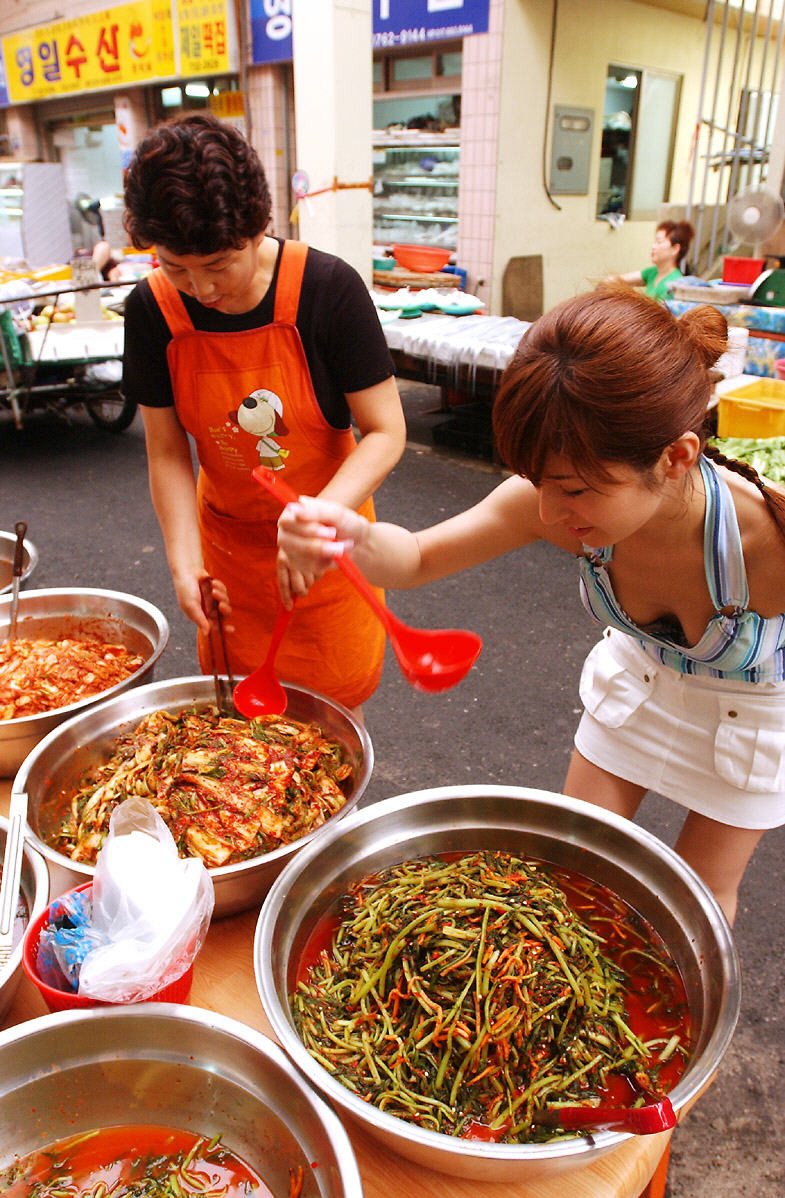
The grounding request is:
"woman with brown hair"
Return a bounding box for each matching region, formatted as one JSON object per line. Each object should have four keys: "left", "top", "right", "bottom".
{"left": 276, "top": 286, "right": 785, "bottom": 924}
{"left": 122, "top": 113, "right": 406, "bottom": 713}
{"left": 607, "top": 219, "right": 695, "bottom": 301}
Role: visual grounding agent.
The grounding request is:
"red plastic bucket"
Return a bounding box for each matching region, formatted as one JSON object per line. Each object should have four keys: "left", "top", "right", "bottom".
{"left": 722, "top": 257, "right": 765, "bottom": 284}
{"left": 22, "top": 882, "right": 194, "bottom": 1012}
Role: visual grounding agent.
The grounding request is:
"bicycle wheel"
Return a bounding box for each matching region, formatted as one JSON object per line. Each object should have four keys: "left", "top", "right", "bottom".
{"left": 85, "top": 391, "right": 138, "bottom": 433}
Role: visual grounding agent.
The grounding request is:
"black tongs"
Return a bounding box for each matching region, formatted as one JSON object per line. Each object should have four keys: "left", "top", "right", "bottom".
{"left": 199, "top": 577, "right": 236, "bottom": 714}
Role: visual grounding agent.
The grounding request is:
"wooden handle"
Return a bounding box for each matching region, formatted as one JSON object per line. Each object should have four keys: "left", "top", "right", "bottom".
{"left": 12, "top": 522, "right": 26, "bottom": 578}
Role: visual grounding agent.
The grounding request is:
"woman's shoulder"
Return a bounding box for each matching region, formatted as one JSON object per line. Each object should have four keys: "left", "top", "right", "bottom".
{"left": 721, "top": 464, "right": 785, "bottom": 613}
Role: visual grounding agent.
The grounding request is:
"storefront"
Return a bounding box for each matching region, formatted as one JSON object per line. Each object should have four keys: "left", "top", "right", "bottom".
{"left": 0, "top": 0, "right": 242, "bottom": 263}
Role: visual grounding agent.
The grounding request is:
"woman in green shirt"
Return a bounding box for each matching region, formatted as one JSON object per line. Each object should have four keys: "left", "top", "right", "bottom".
{"left": 609, "top": 219, "right": 695, "bottom": 301}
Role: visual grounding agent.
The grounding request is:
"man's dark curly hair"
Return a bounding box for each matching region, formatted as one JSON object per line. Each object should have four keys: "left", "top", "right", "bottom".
{"left": 123, "top": 113, "right": 272, "bottom": 255}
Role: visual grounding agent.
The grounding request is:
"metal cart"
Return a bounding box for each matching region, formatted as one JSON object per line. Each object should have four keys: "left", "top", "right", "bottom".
{"left": 0, "top": 281, "right": 136, "bottom": 432}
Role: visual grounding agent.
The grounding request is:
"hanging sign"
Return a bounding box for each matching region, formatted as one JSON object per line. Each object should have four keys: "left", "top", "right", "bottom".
{"left": 372, "top": 0, "right": 489, "bottom": 48}
{"left": 177, "top": 0, "right": 230, "bottom": 76}
{"left": 250, "top": 0, "right": 489, "bottom": 65}
{"left": 1, "top": 1, "right": 176, "bottom": 103}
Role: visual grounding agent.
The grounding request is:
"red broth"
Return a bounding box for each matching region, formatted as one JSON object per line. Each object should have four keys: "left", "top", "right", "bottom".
{"left": 294, "top": 853, "right": 691, "bottom": 1132}
{"left": 0, "top": 1125, "right": 275, "bottom": 1198}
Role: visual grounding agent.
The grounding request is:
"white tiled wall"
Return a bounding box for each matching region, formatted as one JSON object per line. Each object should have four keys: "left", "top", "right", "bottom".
{"left": 457, "top": 0, "right": 504, "bottom": 307}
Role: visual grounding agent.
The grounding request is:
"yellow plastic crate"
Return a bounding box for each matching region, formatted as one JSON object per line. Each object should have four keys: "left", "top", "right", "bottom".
{"left": 717, "top": 379, "right": 785, "bottom": 438}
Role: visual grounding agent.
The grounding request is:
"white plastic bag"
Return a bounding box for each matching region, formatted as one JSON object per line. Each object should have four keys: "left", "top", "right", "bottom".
{"left": 77, "top": 796, "right": 214, "bottom": 1002}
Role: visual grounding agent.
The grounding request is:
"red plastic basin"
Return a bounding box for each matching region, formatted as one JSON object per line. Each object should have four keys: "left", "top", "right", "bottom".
{"left": 22, "top": 882, "right": 194, "bottom": 1012}
{"left": 392, "top": 244, "right": 452, "bottom": 272}
{"left": 722, "top": 257, "right": 765, "bottom": 284}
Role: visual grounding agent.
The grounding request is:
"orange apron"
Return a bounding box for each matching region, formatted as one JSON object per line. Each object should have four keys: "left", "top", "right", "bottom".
{"left": 147, "top": 240, "right": 385, "bottom": 707}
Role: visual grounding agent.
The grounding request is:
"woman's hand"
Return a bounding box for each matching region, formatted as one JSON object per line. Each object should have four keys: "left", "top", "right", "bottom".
{"left": 175, "top": 570, "right": 234, "bottom": 635}
{"left": 277, "top": 498, "right": 369, "bottom": 586}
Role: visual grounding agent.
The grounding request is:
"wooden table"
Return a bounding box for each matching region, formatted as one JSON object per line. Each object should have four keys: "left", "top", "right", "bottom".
{"left": 0, "top": 780, "right": 671, "bottom": 1197}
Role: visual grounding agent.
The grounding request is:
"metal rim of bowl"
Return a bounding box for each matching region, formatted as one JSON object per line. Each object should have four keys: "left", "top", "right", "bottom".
{"left": 0, "top": 1002, "right": 364, "bottom": 1194}
{"left": 0, "top": 816, "right": 49, "bottom": 993}
{"left": 0, "top": 532, "right": 39, "bottom": 596}
{"left": 14, "top": 674, "right": 374, "bottom": 888}
{"left": 0, "top": 587, "right": 170, "bottom": 729}
{"left": 255, "top": 783, "right": 741, "bottom": 1166}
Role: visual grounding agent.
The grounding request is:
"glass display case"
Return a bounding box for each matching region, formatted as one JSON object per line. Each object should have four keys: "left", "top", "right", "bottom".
{"left": 373, "top": 134, "right": 459, "bottom": 249}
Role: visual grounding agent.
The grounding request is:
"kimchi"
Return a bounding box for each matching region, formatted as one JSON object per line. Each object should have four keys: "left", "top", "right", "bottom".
{"left": 0, "top": 637, "right": 144, "bottom": 721}
{"left": 57, "top": 705, "right": 354, "bottom": 868}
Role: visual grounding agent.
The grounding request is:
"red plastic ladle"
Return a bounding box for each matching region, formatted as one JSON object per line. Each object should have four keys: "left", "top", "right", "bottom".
{"left": 252, "top": 466, "right": 483, "bottom": 693}
{"left": 232, "top": 603, "right": 293, "bottom": 717}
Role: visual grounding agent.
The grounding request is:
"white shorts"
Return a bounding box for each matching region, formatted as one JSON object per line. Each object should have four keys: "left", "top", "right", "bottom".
{"left": 574, "top": 628, "right": 785, "bottom": 830}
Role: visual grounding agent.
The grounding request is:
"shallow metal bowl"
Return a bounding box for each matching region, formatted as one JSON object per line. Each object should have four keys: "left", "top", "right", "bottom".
{"left": 0, "top": 530, "right": 38, "bottom": 596}
{"left": 0, "top": 816, "right": 49, "bottom": 1022}
{"left": 255, "top": 784, "right": 740, "bottom": 1184}
{"left": 0, "top": 1005, "right": 362, "bottom": 1196}
{"left": 14, "top": 675, "right": 373, "bottom": 918}
{"left": 0, "top": 587, "right": 169, "bottom": 776}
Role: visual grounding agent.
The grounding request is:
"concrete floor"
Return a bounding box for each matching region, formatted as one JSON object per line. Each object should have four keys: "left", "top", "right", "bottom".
{"left": 1, "top": 381, "right": 783, "bottom": 1195}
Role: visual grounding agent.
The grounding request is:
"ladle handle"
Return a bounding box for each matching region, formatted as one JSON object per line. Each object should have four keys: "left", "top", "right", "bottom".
{"left": 12, "top": 522, "right": 26, "bottom": 579}
{"left": 264, "top": 603, "right": 293, "bottom": 665}
{"left": 251, "top": 467, "right": 393, "bottom": 635}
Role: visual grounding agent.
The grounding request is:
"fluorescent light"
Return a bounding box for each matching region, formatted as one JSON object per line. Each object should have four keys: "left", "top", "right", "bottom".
{"left": 161, "top": 87, "right": 182, "bottom": 107}
{"left": 185, "top": 82, "right": 210, "bottom": 98}
{"left": 620, "top": 75, "right": 638, "bottom": 88}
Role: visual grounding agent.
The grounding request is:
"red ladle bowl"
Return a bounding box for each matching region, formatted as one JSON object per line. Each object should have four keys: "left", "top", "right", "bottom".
{"left": 233, "top": 603, "right": 293, "bottom": 717}
{"left": 252, "top": 467, "right": 483, "bottom": 693}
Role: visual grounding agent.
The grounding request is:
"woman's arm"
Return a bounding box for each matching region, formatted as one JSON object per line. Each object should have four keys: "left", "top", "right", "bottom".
{"left": 277, "top": 374, "right": 406, "bottom": 605}
{"left": 140, "top": 406, "right": 227, "bottom": 633}
{"left": 604, "top": 271, "right": 644, "bottom": 286}
{"left": 319, "top": 375, "right": 406, "bottom": 508}
{"left": 279, "top": 474, "right": 549, "bottom": 592}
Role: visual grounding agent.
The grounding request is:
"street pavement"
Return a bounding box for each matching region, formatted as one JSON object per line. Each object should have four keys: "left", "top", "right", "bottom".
{"left": 1, "top": 383, "right": 783, "bottom": 1196}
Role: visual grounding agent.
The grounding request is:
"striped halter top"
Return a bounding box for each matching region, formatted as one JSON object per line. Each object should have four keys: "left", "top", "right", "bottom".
{"left": 577, "top": 455, "right": 785, "bottom": 681}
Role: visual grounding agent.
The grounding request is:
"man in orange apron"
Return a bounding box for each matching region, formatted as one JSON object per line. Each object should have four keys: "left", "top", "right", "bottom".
{"left": 122, "top": 114, "right": 406, "bottom": 711}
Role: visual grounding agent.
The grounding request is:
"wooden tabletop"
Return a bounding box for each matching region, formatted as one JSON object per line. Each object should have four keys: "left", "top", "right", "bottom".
{"left": 0, "top": 780, "right": 670, "bottom": 1197}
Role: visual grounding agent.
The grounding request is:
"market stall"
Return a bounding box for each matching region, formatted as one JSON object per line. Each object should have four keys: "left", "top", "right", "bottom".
{"left": 0, "top": 777, "right": 681, "bottom": 1198}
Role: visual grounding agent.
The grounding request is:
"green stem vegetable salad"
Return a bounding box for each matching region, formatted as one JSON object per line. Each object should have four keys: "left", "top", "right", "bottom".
{"left": 291, "top": 851, "right": 690, "bottom": 1144}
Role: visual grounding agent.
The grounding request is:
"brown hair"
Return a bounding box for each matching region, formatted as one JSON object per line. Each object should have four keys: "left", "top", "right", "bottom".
{"left": 492, "top": 285, "right": 785, "bottom": 536}
{"left": 659, "top": 219, "right": 695, "bottom": 262}
{"left": 123, "top": 113, "right": 271, "bottom": 255}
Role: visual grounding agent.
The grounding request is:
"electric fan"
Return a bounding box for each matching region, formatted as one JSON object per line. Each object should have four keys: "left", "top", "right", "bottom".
{"left": 727, "top": 184, "right": 785, "bottom": 305}
{"left": 74, "top": 192, "right": 105, "bottom": 239}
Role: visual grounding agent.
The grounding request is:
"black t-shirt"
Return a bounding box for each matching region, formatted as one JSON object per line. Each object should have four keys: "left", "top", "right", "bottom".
{"left": 122, "top": 239, "right": 394, "bottom": 428}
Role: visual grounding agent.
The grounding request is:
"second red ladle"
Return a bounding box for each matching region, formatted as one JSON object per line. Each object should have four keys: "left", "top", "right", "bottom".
{"left": 233, "top": 603, "right": 293, "bottom": 718}
{"left": 252, "top": 467, "right": 483, "bottom": 693}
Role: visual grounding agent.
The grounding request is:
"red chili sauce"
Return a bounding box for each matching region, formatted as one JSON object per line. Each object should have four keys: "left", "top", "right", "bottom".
{"left": 294, "top": 854, "right": 692, "bottom": 1142}
{"left": 0, "top": 1125, "right": 273, "bottom": 1197}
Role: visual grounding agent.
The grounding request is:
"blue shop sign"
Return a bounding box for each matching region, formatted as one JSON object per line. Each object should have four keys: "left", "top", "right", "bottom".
{"left": 372, "top": 0, "right": 489, "bottom": 49}
{"left": 0, "top": 48, "right": 9, "bottom": 108}
{"left": 251, "top": 0, "right": 489, "bottom": 65}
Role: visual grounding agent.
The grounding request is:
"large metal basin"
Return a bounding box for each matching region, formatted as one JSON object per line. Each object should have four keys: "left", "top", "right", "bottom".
{"left": 0, "top": 529, "right": 38, "bottom": 595}
{"left": 0, "top": 815, "right": 49, "bottom": 1022}
{"left": 255, "top": 784, "right": 740, "bottom": 1184}
{"left": 0, "top": 587, "right": 169, "bottom": 775}
{"left": 0, "top": 1005, "right": 363, "bottom": 1197}
{"left": 14, "top": 675, "right": 373, "bottom": 918}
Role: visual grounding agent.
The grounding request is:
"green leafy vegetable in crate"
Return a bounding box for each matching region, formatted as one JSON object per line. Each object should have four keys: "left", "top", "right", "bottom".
{"left": 710, "top": 437, "right": 785, "bottom": 483}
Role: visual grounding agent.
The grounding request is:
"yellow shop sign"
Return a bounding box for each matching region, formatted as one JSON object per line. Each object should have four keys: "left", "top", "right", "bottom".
{"left": 2, "top": 0, "right": 230, "bottom": 103}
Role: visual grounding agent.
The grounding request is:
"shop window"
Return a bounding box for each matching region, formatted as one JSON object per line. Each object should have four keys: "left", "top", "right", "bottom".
{"left": 598, "top": 64, "right": 681, "bottom": 220}
{"left": 374, "top": 43, "right": 462, "bottom": 95}
{"left": 153, "top": 77, "right": 237, "bottom": 121}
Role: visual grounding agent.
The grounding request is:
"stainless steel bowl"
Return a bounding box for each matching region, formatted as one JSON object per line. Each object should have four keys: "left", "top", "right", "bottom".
{"left": 0, "top": 815, "right": 49, "bottom": 1022}
{"left": 0, "top": 530, "right": 38, "bottom": 596}
{"left": 0, "top": 587, "right": 169, "bottom": 776}
{"left": 14, "top": 675, "right": 373, "bottom": 918}
{"left": 0, "top": 1004, "right": 362, "bottom": 1196}
{"left": 255, "top": 784, "right": 740, "bottom": 1184}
